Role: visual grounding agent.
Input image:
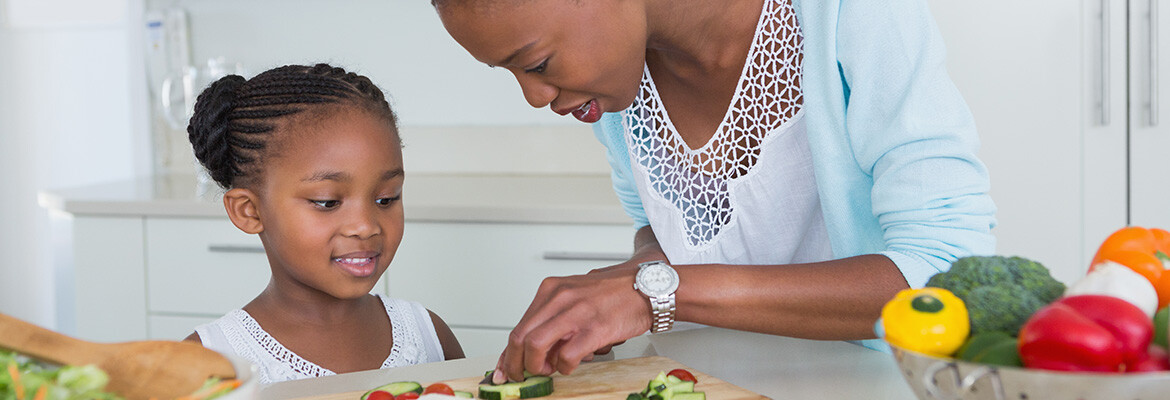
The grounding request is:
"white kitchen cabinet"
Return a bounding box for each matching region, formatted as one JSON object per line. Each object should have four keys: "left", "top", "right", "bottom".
{"left": 1130, "top": 0, "right": 1170, "bottom": 229}
{"left": 388, "top": 222, "right": 635, "bottom": 357}
{"left": 928, "top": 0, "right": 1166, "bottom": 283}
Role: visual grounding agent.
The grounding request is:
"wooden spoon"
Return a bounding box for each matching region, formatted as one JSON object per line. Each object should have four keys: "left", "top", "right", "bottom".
{"left": 0, "top": 312, "right": 236, "bottom": 400}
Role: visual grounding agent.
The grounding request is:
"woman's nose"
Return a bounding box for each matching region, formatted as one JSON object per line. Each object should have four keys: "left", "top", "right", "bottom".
{"left": 515, "top": 73, "right": 557, "bottom": 109}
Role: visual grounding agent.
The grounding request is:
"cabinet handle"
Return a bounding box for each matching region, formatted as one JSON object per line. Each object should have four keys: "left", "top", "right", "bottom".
{"left": 1101, "top": 0, "right": 1112, "bottom": 126}
{"left": 541, "top": 251, "right": 631, "bottom": 262}
{"left": 1151, "top": 0, "right": 1160, "bottom": 127}
{"left": 208, "top": 245, "right": 266, "bottom": 254}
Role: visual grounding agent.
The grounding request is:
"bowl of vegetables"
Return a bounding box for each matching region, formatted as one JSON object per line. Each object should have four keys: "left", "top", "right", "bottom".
{"left": 880, "top": 226, "right": 1170, "bottom": 399}
{"left": 1, "top": 348, "right": 258, "bottom": 400}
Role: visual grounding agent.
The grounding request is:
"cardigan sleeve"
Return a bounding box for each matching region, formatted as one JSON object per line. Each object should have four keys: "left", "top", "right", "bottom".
{"left": 835, "top": 0, "right": 997, "bottom": 288}
{"left": 592, "top": 113, "right": 651, "bottom": 228}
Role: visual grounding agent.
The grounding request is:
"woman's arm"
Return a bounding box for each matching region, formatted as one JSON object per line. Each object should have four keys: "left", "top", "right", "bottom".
{"left": 493, "top": 226, "right": 908, "bottom": 383}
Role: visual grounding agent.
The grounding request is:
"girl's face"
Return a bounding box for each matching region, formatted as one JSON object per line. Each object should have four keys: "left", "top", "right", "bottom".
{"left": 436, "top": 0, "right": 647, "bottom": 123}
{"left": 256, "top": 106, "right": 404, "bottom": 300}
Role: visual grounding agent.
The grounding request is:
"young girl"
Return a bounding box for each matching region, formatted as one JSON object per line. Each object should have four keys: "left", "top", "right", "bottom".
{"left": 434, "top": 0, "right": 996, "bottom": 383}
{"left": 183, "top": 63, "right": 464, "bottom": 384}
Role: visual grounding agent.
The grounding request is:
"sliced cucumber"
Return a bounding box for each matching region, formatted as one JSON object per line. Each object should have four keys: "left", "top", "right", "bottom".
{"left": 362, "top": 381, "right": 423, "bottom": 400}
{"left": 454, "top": 391, "right": 474, "bottom": 398}
{"left": 478, "top": 376, "right": 554, "bottom": 400}
{"left": 672, "top": 393, "right": 706, "bottom": 400}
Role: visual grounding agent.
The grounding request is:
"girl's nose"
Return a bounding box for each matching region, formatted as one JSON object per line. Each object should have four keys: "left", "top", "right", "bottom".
{"left": 514, "top": 73, "right": 558, "bottom": 109}
{"left": 341, "top": 205, "right": 381, "bottom": 239}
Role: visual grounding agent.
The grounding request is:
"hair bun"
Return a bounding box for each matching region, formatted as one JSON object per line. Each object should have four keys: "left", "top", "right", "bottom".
{"left": 187, "top": 75, "right": 246, "bottom": 188}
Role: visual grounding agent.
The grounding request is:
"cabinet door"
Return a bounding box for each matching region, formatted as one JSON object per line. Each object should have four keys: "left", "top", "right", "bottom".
{"left": 928, "top": 0, "right": 1127, "bottom": 283}
{"left": 1130, "top": 0, "right": 1170, "bottom": 229}
{"left": 387, "top": 222, "right": 634, "bottom": 356}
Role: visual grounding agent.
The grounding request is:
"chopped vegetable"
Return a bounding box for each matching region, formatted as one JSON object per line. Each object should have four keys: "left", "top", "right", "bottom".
{"left": 628, "top": 370, "right": 704, "bottom": 400}
{"left": 881, "top": 287, "right": 970, "bottom": 357}
{"left": 423, "top": 383, "right": 455, "bottom": 396}
{"left": 0, "top": 350, "right": 121, "bottom": 400}
{"left": 665, "top": 369, "right": 696, "bottom": 384}
{"left": 477, "top": 376, "right": 553, "bottom": 400}
{"left": 926, "top": 255, "right": 1065, "bottom": 335}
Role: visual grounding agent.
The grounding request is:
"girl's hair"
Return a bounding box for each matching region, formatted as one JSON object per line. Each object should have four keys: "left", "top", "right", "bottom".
{"left": 187, "top": 63, "right": 398, "bottom": 189}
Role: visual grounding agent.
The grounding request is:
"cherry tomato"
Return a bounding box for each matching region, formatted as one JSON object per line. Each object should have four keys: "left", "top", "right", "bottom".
{"left": 395, "top": 392, "right": 421, "bottom": 400}
{"left": 367, "top": 391, "right": 393, "bottom": 400}
{"left": 667, "top": 368, "right": 698, "bottom": 383}
{"left": 422, "top": 383, "right": 455, "bottom": 396}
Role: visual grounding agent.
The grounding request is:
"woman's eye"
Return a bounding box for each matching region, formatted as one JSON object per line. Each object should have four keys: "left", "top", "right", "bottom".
{"left": 310, "top": 200, "right": 340, "bottom": 209}
{"left": 524, "top": 59, "right": 548, "bottom": 74}
{"left": 376, "top": 196, "right": 401, "bottom": 206}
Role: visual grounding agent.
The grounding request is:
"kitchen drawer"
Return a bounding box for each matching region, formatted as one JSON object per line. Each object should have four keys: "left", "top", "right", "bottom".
{"left": 388, "top": 222, "right": 635, "bottom": 330}
{"left": 145, "top": 217, "right": 271, "bottom": 315}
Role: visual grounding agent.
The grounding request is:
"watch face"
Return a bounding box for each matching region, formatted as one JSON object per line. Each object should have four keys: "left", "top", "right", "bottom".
{"left": 636, "top": 263, "right": 679, "bottom": 297}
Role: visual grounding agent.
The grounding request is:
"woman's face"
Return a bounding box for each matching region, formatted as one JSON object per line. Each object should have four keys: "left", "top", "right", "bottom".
{"left": 436, "top": 0, "right": 648, "bottom": 123}
{"left": 255, "top": 106, "right": 405, "bottom": 300}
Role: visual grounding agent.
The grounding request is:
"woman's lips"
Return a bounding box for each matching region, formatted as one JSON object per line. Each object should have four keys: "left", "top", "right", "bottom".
{"left": 333, "top": 255, "right": 378, "bottom": 278}
{"left": 570, "top": 99, "right": 602, "bottom": 123}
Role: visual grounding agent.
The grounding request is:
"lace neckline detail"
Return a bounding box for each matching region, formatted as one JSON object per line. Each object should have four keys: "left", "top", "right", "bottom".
{"left": 622, "top": 0, "right": 804, "bottom": 248}
{"left": 229, "top": 295, "right": 406, "bottom": 379}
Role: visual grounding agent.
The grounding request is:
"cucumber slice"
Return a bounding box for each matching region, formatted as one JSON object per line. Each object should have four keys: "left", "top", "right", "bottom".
{"left": 362, "top": 382, "right": 423, "bottom": 400}
{"left": 478, "top": 376, "right": 553, "bottom": 400}
{"left": 454, "top": 391, "right": 474, "bottom": 398}
{"left": 672, "top": 393, "right": 706, "bottom": 400}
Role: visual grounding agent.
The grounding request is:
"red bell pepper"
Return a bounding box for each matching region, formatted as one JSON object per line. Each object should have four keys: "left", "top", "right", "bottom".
{"left": 1018, "top": 294, "right": 1154, "bottom": 372}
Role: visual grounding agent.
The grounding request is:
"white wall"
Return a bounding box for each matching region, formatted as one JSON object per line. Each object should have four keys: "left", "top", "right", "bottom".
{"left": 0, "top": 0, "right": 142, "bottom": 328}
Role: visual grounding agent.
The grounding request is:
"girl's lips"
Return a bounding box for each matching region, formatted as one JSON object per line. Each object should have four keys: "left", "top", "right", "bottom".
{"left": 570, "top": 99, "right": 602, "bottom": 123}
{"left": 333, "top": 255, "right": 377, "bottom": 278}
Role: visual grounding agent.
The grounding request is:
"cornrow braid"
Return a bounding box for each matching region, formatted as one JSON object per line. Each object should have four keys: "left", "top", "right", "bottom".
{"left": 187, "top": 63, "right": 398, "bottom": 189}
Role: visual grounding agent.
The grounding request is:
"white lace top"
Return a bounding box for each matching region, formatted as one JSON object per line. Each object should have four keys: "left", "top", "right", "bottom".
{"left": 194, "top": 295, "right": 445, "bottom": 385}
{"left": 622, "top": 0, "right": 832, "bottom": 265}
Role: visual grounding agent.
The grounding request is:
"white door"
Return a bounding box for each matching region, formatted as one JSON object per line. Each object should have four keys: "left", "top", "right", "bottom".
{"left": 1130, "top": 0, "right": 1170, "bottom": 229}
{"left": 928, "top": 0, "right": 1128, "bottom": 283}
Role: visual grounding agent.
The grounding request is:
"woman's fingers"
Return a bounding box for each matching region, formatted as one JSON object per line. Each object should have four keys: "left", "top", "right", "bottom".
{"left": 496, "top": 266, "right": 647, "bottom": 381}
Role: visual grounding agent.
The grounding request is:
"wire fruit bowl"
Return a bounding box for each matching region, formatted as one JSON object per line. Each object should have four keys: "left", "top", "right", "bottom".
{"left": 888, "top": 341, "right": 1170, "bottom": 400}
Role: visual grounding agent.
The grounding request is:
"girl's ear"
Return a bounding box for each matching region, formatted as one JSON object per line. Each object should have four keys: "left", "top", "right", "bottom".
{"left": 223, "top": 188, "right": 264, "bottom": 234}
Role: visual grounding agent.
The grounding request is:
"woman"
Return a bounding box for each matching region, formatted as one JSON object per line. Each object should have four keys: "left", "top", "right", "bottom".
{"left": 432, "top": 0, "right": 995, "bottom": 383}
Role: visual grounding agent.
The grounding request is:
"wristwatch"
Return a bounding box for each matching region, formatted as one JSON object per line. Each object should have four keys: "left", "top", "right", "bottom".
{"left": 634, "top": 260, "right": 679, "bottom": 333}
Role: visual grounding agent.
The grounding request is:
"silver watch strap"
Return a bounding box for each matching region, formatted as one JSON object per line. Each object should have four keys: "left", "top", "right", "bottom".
{"left": 649, "top": 293, "right": 676, "bottom": 333}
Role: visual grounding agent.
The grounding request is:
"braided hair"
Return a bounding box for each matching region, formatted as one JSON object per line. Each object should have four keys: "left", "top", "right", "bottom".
{"left": 187, "top": 63, "right": 398, "bottom": 189}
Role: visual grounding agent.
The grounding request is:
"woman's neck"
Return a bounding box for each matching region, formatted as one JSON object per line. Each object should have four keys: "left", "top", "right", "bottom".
{"left": 642, "top": 0, "right": 765, "bottom": 79}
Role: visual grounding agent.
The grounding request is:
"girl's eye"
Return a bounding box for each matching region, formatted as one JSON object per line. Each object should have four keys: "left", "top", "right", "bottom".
{"left": 376, "top": 196, "right": 402, "bottom": 206}
{"left": 524, "top": 59, "right": 548, "bottom": 74}
{"left": 310, "top": 200, "right": 340, "bottom": 209}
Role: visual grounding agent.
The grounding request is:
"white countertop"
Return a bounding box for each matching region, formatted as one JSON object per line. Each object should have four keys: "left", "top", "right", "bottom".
{"left": 38, "top": 173, "right": 630, "bottom": 224}
{"left": 260, "top": 327, "right": 916, "bottom": 400}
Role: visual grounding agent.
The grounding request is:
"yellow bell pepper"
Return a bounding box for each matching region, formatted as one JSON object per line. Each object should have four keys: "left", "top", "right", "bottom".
{"left": 882, "top": 287, "right": 970, "bottom": 357}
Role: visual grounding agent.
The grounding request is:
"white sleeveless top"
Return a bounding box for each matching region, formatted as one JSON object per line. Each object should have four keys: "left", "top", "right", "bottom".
{"left": 194, "top": 295, "right": 445, "bottom": 385}
{"left": 622, "top": 0, "right": 832, "bottom": 265}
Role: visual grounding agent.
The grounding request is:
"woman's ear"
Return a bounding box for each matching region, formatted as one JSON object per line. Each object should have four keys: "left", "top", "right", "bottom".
{"left": 223, "top": 188, "right": 264, "bottom": 234}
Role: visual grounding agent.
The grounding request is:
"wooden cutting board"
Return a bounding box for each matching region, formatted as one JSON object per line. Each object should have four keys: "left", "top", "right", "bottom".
{"left": 295, "top": 356, "right": 769, "bottom": 400}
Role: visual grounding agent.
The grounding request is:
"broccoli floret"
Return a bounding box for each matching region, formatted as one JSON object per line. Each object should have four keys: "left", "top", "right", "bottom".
{"left": 925, "top": 255, "right": 1065, "bottom": 336}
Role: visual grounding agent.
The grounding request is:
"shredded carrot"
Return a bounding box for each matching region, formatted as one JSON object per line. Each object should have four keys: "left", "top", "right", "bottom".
{"left": 31, "top": 384, "right": 46, "bottom": 400}
{"left": 179, "top": 379, "right": 241, "bottom": 400}
{"left": 8, "top": 361, "right": 24, "bottom": 400}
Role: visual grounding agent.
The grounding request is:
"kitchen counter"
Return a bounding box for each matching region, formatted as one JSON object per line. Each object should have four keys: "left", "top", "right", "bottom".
{"left": 260, "top": 327, "right": 916, "bottom": 400}
{"left": 38, "top": 173, "right": 629, "bottom": 224}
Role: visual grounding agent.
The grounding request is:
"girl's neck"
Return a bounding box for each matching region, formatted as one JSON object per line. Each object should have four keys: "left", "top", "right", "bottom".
{"left": 642, "top": 0, "right": 765, "bottom": 79}
{"left": 246, "top": 279, "right": 374, "bottom": 326}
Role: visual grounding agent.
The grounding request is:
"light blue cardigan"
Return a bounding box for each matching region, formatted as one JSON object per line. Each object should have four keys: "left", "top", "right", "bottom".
{"left": 593, "top": 0, "right": 996, "bottom": 308}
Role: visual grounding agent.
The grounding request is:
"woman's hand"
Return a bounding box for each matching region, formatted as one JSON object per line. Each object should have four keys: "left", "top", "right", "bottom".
{"left": 491, "top": 247, "right": 668, "bottom": 383}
